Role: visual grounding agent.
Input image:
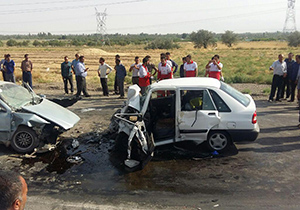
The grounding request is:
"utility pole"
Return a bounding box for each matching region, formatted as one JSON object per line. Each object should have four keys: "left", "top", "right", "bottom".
{"left": 95, "top": 8, "right": 110, "bottom": 46}
{"left": 283, "top": 0, "right": 296, "bottom": 33}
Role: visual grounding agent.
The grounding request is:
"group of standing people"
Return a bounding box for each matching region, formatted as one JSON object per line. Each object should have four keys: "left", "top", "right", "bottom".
{"left": 96, "top": 52, "right": 224, "bottom": 96}
{"left": 268, "top": 53, "right": 300, "bottom": 103}
{"left": 0, "top": 54, "right": 33, "bottom": 88}
{"left": 61, "top": 53, "right": 90, "bottom": 99}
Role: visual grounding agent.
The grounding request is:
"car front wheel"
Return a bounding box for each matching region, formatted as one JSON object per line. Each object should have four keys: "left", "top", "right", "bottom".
{"left": 206, "top": 131, "right": 231, "bottom": 152}
{"left": 11, "top": 126, "right": 39, "bottom": 153}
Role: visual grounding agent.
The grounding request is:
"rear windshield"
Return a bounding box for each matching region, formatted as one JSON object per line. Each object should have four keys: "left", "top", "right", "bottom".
{"left": 220, "top": 82, "right": 250, "bottom": 107}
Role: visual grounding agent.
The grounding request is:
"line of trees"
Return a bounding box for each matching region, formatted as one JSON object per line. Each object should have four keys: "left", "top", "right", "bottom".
{"left": 1, "top": 31, "right": 300, "bottom": 49}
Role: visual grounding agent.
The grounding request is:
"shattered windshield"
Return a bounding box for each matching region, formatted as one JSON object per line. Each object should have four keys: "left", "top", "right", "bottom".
{"left": 0, "top": 83, "right": 40, "bottom": 110}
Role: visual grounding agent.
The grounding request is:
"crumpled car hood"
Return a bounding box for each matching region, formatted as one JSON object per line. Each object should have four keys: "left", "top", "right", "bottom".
{"left": 22, "top": 98, "right": 80, "bottom": 130}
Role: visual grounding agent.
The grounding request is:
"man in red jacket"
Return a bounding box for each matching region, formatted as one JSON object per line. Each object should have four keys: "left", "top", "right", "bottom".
{"left": 139, "top": 57, "right": 151, "bottom": 94}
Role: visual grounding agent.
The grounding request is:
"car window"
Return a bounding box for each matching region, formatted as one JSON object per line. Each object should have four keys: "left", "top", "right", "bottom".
{"left": 0, "top": 83, "right": 33, "bottom": 110}
{"left": 181, "top": 90, "right": 216, "bottom": 111}
{"left": 220, "top": 82, "right": 250, "bottom": 107}
{"left": 208, "top": 90, "right": 231, "bottom": 112}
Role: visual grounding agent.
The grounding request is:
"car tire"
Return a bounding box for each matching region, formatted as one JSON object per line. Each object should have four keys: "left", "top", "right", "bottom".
{"left": 206, "top": 131, "right": 231, "bottom": 153}
{"left": 11, "top": 126, "right": 39, "bottom": 153}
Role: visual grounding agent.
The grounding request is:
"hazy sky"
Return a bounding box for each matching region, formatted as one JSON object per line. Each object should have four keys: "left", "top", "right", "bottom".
{"left": 0, "top": 0, "right": 298, "bottom": 34}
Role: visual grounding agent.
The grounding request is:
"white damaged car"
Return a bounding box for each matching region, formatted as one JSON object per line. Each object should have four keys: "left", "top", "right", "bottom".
{"left": 113, "top": 77, "right": 259, "bottom": 169}
{"left": 0, "top": 82, "right": 80, "bottom": 153}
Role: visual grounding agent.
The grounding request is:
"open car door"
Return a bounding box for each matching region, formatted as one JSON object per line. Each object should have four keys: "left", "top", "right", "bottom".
{"left": 177, "top": 89, "right": 220, "bottom": 142}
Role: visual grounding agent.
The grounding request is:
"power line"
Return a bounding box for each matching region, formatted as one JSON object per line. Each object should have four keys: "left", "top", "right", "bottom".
{"left": 0, "top": 0, "right": 146, "bottom": 15}
{"left": 1, "top": 0, "right": 95, "bottom": 7}
{"left": 0, "top": 7, "right": 285, "bottom": 34}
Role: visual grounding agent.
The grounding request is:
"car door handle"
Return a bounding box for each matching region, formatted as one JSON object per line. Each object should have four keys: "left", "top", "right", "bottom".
{"left": 208, "top": 112, "right": 216, "bottom": 116}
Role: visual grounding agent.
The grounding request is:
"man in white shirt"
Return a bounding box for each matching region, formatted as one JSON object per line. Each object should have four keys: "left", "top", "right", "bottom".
{"left": 268, "top": 54, "right": 287, "bottom": 102}
{"left": 129, "top": 56, "right": 141, "bottom": 85}
{"left": 98, "top": 57, "right": 113, "bottom": 96}
{"left": 75, "top": 56, "right": 90, "bottom": 98}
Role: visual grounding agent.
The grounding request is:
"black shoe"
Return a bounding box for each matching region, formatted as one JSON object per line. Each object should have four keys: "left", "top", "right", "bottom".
{"left": 275, "top": 99, "right": 282, "bottom": 102}
{"left": 288, "top": 100, "right": 294, "bottom": 102}
{"left": 85, "top": 94, "right": 91, "bottom": 97}
{"left": 75, "top": 96, "right": 82, "bottom": 100}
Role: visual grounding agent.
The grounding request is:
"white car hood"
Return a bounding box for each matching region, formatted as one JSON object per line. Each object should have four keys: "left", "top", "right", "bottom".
{"left": 22, "top": 98, "right": 80, "bottom": 130}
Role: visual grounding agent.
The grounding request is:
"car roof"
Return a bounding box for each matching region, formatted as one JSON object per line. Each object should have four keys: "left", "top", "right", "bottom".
{"left": 150, "top": 77, "right": 221, "bottom": 89}
{"left": 0, "top": 81, "right": 13, "bottom": 86}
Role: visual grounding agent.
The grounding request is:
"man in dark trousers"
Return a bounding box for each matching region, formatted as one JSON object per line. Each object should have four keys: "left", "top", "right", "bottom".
{"left": 114, "top": 54, "right": 120, "bottom": 94}
{"left": 61, "top": 56, "right": 74, "bottom": 95}
{"left": 268, "top": 54, "right": 287, "bottom": 102}
{"left": 288, "top": 55, "right": 300, "bottom": 102}
{"left": 74, "top": 56, "right": 90, "bottom": 98}
{"left": 179, "top": 57, "right": 186, "bottom": 78}
{"left": 282, "top": 52, "right": 295, "bottom": 100}
{"left": 115, "top": 59, "right": 126, "bottom": 99}
{"left": 21, "top": 54, "right": 33, "bottom": 88}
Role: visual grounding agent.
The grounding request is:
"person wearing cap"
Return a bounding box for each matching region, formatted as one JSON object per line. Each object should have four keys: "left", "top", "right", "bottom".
{"left": 205, "top": 54, "right": 224, "bottom": 81}
{"left": 139, "top": 57, "right": 151, "bottom": 94}
{"left": 268, "top": 54, "right": 287, "bottom": 102}
{"left": 21, "top": 54, "right": 33, "bottom": 88}
{"left": 98, "top": 57, "right": 113, "bottom": 97}
{"left": 166, "top": 52, "right": 178, "bottom": 77}
{"left": 74, "top": 56, "right": 90, "bottom": 98}
{"left": 184, "top": 54, "right": 198, "bottom": 77}
{"left": 129, "top": 56, "right": 141, "bottom": 85}
{"left": 61, "top": 56, "right": 74, "bottom": 94}
{"left": 3, "top": 54, "right": 16, "bottom": 83}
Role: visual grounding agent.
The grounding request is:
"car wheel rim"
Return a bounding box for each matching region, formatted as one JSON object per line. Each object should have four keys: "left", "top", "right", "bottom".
{"left": 14, "top": 131, "right": 34, "bottom": 150}
{"left": 209, "top": 133, "right": 227, "bottom": 150}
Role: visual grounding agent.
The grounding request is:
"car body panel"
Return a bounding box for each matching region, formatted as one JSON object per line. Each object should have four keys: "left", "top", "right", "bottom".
{"left": 22, "top": 98, "right": 80, "bottom": 130}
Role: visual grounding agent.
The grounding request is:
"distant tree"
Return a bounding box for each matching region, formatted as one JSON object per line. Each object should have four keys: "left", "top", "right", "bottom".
{"left": 144, "top": 39, "right": 180, "bottom": 50}
{"left": 190, "top": 30, "right": 216, "bottom": 49}
{"left": 6, "top": 39, "right": 18, "bottom": 47}
{"left": 0, "top": 40, "right": 3, "bottom": 47}
{"left": 287, "top": 31, "right": 300, "bottom": 47}
{"left": 33, "top": 40, "right": 42, "bottom": 47}
{"left": 221, "top": 30, "right": 238, "bottom": 47}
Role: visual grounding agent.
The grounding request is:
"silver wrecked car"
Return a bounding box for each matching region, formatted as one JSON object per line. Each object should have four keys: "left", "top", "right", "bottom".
{"left": 0, "top": 81, "right": 80, "bottom": 153}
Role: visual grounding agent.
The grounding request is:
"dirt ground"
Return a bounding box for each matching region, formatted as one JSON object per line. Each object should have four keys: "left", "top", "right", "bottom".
{"left": 1, "top": 82, "right": 300, "bottom": 210}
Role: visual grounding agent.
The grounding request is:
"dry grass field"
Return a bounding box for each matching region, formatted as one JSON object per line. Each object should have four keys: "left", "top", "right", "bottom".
{"left": 0, "top": 41, "right": 296, "bottom": 89}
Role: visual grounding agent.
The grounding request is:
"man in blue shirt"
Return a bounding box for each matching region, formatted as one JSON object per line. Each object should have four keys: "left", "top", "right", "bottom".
{"left": 74, "top": 56, "right": 90, "bottom": 98}
{"left": 61, "top": 56, "right": 74, "bottom": 94}
{"left": 3, "top": 54, "right": 15, "bottom": 83}
{"left": 115, "top": 59, "right": 126, "bottom": 99}
{"left": 71, "top": 53, "right": 80, "bottom": 73}
{"left": 166, "top": 52, "right": 178, "bottom": 76}
{"left": 289, "top": 55, "right": 300, "bottom": 102}
{"left": 282, "top": 52, "right": 295, "bottom": 99}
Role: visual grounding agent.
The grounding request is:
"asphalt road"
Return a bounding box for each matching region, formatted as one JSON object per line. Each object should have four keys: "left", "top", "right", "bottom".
{"left": 1, "top": 90, "right": 300, "bottom": 210}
